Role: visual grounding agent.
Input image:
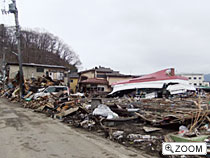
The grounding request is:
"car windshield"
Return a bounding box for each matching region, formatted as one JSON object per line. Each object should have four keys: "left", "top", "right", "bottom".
{"left": 55, "top": 87, "right": 67, "bottom": 92}
{"left": 44, "top": 87, "right": 56, "bottom": 93}
{"left": 44, "top": 87, "right": 67, "bottom": 93}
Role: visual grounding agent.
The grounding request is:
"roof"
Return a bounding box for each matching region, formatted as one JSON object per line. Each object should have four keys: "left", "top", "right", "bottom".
{"left": 110, "top": 68, "right": 193, "bottom": 95}
{"left": 96, "top": 67, "right": 113, "bottom": 73}
{"left": 7, "top": 62, "right": 66, "bottom": 69}
{"left": 69, "top": 72, "right": 79, "bottom": 78}
{"left": 79, "top": 66, "right": 139, "bottom": 78}
{"left": 105, "top": 72, "right": 139, "bottom": 78}
{"left": 79, "top": 66, "right": 113, "bottom": 74}
{"left": 79, "top": 68, "right": 95, "bottom": 74}
{"left": 112, "top": 68, "right": 188, "bottom": 86}
{"left": 179, "top": 73, "right": 204, "bottom": 76}
{"left": 80, "top": 78, "right": 108, "bottom": 85}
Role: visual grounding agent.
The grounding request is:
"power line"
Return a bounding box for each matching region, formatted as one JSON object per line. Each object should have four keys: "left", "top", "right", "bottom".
{"left": 1, "top": 0, "right": 9, "bottom": 15}
{"left": 1, "top": 0, "right": 24, "bottom": 98}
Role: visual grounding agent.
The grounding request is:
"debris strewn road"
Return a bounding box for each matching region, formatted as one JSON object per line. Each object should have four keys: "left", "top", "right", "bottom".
{"left": 0, "top": 98, "right": 147, "bottom": 158}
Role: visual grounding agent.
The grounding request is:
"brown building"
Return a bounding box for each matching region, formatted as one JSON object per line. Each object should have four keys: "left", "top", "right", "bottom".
{"left": 78, "top": 66, "right": 137, "bottom": 94}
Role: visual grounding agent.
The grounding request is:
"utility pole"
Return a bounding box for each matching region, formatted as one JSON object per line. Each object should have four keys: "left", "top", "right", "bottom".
{"left": 2, "top": 47, "right": 6, "bottom": 89}
{"left": 0, "top": 24, "right": 6, "bottom": 89}
{"left": 9, "top": 0, "right": 24, "bottom": 98}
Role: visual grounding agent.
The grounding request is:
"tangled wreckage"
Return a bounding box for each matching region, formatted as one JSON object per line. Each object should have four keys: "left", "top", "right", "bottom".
{"left": 1, "top": 69, "right": 210, "bottom": 157}
{"left": 110, "top": 68, "right": 196, "bottom": 98}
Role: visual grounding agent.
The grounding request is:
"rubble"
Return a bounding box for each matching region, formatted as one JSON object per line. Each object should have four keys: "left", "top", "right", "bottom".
{"left": 93, "top": 104, "right": 119, "bottom": 119}
{"left": 143, "top": 126, "right": 162, "bottom": 133}
{"left": 1, "top": 75, "right": 210, "bottom": 157}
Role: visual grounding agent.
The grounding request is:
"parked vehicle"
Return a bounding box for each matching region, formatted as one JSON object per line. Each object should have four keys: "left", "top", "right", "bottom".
{"left": 34, "top": 86, "right": 69, "bottom": 99}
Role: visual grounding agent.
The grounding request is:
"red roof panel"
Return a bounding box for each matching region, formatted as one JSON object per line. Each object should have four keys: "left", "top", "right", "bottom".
{"left": 112, "top": 68, "right": 188, "bottom": 86}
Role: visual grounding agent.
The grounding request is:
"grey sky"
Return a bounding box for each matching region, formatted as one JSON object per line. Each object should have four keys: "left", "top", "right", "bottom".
{"left": 1, "top": 0, "right": 210, "bottom": 75}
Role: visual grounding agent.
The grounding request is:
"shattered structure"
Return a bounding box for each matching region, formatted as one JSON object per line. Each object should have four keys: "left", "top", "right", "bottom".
{"left": 6, "top": 62, "right": 68, "bottom": 84}
{"left": 110, "top": 68, "right": 196, "bottom": 98}
{"left": 0, "top": 68, "right": 210, "bottom": 157}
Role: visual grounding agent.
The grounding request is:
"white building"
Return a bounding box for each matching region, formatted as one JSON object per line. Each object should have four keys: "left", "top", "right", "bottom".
{"left": 179, "top": 74, "right": 205, "bottom": 87}
{"left": 6, "top": 62, "right": 68, "bottom": 84}
{"left": 203, "top": 81, "right": 210, "bottom": 87}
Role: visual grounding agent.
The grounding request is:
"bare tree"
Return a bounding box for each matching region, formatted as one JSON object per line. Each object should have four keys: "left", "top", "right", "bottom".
{"left": 0, "top": 25, "right": 81, "bottom": 70}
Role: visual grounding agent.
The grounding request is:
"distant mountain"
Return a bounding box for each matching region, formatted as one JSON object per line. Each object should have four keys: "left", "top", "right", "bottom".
{"left": 204, "top": 74, "right": 210, "bottom": 82}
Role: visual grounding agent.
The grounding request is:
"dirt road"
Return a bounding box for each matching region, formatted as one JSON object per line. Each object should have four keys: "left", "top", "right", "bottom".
{"left": 0, "top": 98, "right": 150, "bottom": 158}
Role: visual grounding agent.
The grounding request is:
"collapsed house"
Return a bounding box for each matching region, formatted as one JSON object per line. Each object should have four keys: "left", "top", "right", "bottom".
{"left": 1, "top": 69, "right": 210, "bottom": 157}
{"left": 110, "top": 68, "right": 196, "bottom": 97}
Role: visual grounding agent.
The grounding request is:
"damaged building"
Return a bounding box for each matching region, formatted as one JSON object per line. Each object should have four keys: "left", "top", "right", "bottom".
{"left": 1, "top": 66, "right": 210, "bottom": 157}
{"left": 78, "top": 66, "right": 138, "bottom": 94}
{"left": 6, "top": 62, "right": 68, "bottom": 84}
{"left": 110, "top": 68, "right": 196, "bottom": 98}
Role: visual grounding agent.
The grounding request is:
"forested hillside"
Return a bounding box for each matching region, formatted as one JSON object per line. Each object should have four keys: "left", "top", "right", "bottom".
{"left": 0, "top": 25, "right": 81, "bottom": 71}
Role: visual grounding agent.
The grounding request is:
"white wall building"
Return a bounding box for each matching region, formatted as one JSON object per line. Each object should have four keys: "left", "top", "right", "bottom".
{"left": 6, "top": 62, "right": 68, "bottom": 84}
{"left": 203, "top": 81, "right": 210, "bottom": 87}
{"left": 179, "top": 74, "right": 205, "bottom": 87}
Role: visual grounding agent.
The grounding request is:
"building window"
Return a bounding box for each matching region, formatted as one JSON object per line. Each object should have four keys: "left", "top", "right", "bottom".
{"left": 199, "top": 77, "right": 202, "bottom": 80}
{"left": 199, "top": 83, "right": 202, "bottom": 86}
{"left": 37, "top": 67, "right": 44, "bottom": 72}
{"left": 194, "top": 83, "right": 197, "bottom": 86}
{"left": 97, "top": 87, "right": 104, "bottom": 91}
{"left": 81, "top": 76, "right": 88, "bottom": 81}
{"left": 70, "top": 80, "right": 73, "bottom": 83}
{"left": 194, "top": 77, "right": 197, "bottom": 80}
{"left": 97, "top": 74, "right": 106, "bottom": 78}
{"left": 188, "top": 77, "right": 191, "bottom": 80}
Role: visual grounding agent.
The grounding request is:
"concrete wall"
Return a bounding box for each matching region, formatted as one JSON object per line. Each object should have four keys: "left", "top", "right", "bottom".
{"left": 80, "top": 71, "right": 95, "bottom": 79}
{"left": 9, "top": 65, "right": 48, "bottom": 79}
{"left": 8, "top": 65, "right": 20, "bottom": 79}
{"left": 181, "top": 74, "right": 204, "bottom": 86}
{"left": 107, "top": 76, "right": 133, "bottom": 85}
{"left": 8, "top": 65, "right": 68, "bottom": 84}
{"left": 203, "top": 81, "right": 210, "bottom": 87}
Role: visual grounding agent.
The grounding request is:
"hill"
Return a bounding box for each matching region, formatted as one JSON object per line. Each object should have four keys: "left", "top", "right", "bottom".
{"left": 0, "top": 25, "right": 81, "bottom": 71}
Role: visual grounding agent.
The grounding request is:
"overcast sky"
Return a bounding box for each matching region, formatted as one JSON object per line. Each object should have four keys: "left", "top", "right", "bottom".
{"left": 1, "top": 0, "right": 210, "bottom": 75}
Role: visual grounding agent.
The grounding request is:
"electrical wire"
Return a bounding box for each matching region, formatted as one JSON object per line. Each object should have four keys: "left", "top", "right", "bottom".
{"left": 1, "top": 0, "right": 13, "bottom": 26}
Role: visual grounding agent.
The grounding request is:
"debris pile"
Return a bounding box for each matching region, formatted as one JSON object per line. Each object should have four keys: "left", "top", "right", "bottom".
{"left": 0, "top": 75, "right": 63, "bottom": 101}
{"left": 1, "top": 77, "right": 210, "bottom": 157}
